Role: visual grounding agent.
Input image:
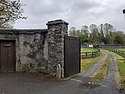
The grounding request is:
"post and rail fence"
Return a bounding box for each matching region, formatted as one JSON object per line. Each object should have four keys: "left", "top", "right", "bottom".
{"left": 81, "top": 48, "right": 100, "bottom": 59}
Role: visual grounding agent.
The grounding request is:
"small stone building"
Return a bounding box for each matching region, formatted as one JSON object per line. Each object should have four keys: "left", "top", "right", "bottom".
{"left": 0, "top": 19, "right": 68, "bottom": 78}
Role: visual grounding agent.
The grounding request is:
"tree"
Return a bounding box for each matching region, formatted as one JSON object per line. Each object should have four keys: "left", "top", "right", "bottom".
{"left": 113, "top": 31, "right": 125, "bottom": 44}
{"left": 103, "top": 23, "right": 115, "bottom": 44}
{"left": 81, "top": 25, "right": 89, "bottom": 36}
{"left": 80, "top": 34, "right": 88, "bottom": 44}
{"left": 69, "top": 27, "right": 81, "bottom": 37}
{"left": 75, "top": 30, "right": 81, "bottom": 37}
{"left": 0, "top": 0, "right": 25, "bottom": 28}
{"left": 98, "top": 24, "right": 105, "bottom": 43}
{"left": 69, "top": 27, "right": 77, "bottom": 36}
{"left": 89, "top": 24, "right": 99, "bottom": 43}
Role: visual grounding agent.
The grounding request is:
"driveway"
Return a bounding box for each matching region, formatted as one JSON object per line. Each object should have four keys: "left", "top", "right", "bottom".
{"left": 0, "top": 50, "right": 123, "bottom": 94}
{"left": 0, "top": 73, "right": 88, "bottom": 94}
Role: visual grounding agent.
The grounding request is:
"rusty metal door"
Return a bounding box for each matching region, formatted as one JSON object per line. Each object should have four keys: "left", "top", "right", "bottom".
{"left": 64, "top": 36, "right": 80, "bottom": 77}
{"left": 0, "top": 41, "right": 16, "bottom": 72}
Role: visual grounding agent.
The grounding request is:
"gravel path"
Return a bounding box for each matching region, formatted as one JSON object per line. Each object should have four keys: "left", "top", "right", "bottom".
{"left": 73, "top": 50, "right": 107, "bottom": 81}
{"left": 101, "top": 52, "right": 120, "bottom": 86}
{"left": 82, "top": 51, "right": 107, "bottom": 77}
{"left": 71, "top": 50, "right": 121, "bottom": 94}
{"left": 88, "top": 51, "right": 121, "bottom": 94}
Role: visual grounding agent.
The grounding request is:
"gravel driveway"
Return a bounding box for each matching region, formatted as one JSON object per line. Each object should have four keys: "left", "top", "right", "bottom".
{"left": 0, "top": 50, "right": 122, "bottom": 94}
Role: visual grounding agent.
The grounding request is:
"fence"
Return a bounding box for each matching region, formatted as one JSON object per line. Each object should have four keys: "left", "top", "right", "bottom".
{"left": 81, "top": 49, "right": 100, "bottom": 59}
{"left": 99, "top": 44, "right": 125, "bottom": 48}
{"left": 108, "top": 49, "right": 125, "bottom": 58}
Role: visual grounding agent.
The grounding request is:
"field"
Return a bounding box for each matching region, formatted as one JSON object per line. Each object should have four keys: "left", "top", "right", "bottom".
{"left": 81, "top": 48, "right": 98, "bottom": 52}
{"left": 115, "top": 48, "right": 125, "bottom": 51}
{"left": 109, "top": 48, "right": 125, "bottom": 57}
{"left": 81, "top": 48, "right": 100, "bottom": 58}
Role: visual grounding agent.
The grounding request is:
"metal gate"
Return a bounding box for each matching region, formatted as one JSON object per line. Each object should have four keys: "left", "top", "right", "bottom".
{"left": 64, "top": 36, "right": 80, "bottom": 77}
{"left": 0, "top": 40, "right": 16, "bottom": 72}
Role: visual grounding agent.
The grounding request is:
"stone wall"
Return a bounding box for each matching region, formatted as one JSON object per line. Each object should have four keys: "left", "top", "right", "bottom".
{"left": 0, "top": 29, "right": 48, "bottom": 73}
{"left": 0, "top": 19, "right": 69, "bottom": 78}
{"left": 47, "top": 20, "right": 68, "bottom": 77}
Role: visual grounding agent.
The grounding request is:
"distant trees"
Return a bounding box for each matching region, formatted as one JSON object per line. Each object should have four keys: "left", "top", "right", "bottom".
{"left": 69, "top": 27, "right": 77, "bottom": 36}
{"left": 0, "top": 0, "right": 25, "bottom": 28}
{"left": 69, "top": 23, "right": 125, "bottom": 44}
{"left": 89, "top": 24, "right": 99, "bottom": 43}
{"left": 80, "top": 34, "right": 88, "bottom": 43}
{"left": 103, "top": 23, "right": 115, "bottom": 44}
{"left": 113, "top": 31, "right": 125, "bottom": 44}
{"left": 81, "top": 25, "right": 89, "bottom": 36}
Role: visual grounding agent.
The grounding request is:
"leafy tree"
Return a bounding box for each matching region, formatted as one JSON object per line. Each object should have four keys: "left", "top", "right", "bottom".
{"left": 0, "top": 0, "right": 25, "bottom": 28}
{"left": 80, "top": 34, "right": 88, "bottom": 44}
{"left": 114, "top": 36, "right": 124, "bottom": 44}
{"left": 69, "top": 23, "right": 125, "bottom": 45}
{"left": 113, "top": 31, "right": 125, "bottom": 44}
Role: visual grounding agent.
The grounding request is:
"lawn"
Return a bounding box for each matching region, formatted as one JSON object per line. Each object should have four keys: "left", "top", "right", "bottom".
{"left": 81, "top": 48, "right": 98, "bottom": 52}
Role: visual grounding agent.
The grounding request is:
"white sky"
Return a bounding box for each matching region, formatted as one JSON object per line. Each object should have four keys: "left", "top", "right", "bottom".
{"left": 14, "top": 0, "right": 125, "bottom": 32}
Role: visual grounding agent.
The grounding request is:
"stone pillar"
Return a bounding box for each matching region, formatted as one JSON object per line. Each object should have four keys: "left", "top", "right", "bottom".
{"left": 46, "top": 19, "right": 68, "bottom": 78}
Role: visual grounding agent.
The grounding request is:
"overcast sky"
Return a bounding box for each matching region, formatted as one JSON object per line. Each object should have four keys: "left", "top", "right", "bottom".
{"left": 14, "top": 0, "right": 125, "bottom": 32}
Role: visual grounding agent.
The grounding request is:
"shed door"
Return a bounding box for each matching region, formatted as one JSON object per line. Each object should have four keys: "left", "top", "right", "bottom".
{"left": 0, "top": 41, "right": 16, "bottom": 72}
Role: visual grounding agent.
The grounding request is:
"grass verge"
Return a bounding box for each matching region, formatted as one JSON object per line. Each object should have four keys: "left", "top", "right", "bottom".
{"left": 92, "top": 56, "right": 108, "bottom": 81}
{"left": 111, "top": 52, "right": 125, "bottom": 87}
{"left": 81, "top": 55, "right": 101, "bottom": 72}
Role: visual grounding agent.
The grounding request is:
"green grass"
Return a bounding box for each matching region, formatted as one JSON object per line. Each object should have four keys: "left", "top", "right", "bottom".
{"left": 81, "top": 55, "right": 101, "bottom": 72}
{"left": 110, "top": 52, "right": 125, "bottom": 87}
{"left": 117, "top": 60, "right": 125, "bottom": 76}
{"left": 110, "top": 48, "right": 125, "bottom": 53}
{"left": 111, "top": 52, "right": 125, "bottom": 76}
{"left": 81, "top": 48, "right": 100, "bottom": 58}
{"left": 117, "top": 48, "right": 125, "bottom": 51}
{"left": 92, "top": 56, "right": 109, "bottom": 80}
{"left": 118, "top": 60, "right": 125, "bottom": 87}
{"left": 81, "top": 48, "right": 97, "bottom": 52}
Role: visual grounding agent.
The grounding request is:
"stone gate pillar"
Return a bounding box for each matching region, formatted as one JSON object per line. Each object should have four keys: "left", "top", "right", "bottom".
{"left": 46, "top": 19, "right": 68, "bottom": 78}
